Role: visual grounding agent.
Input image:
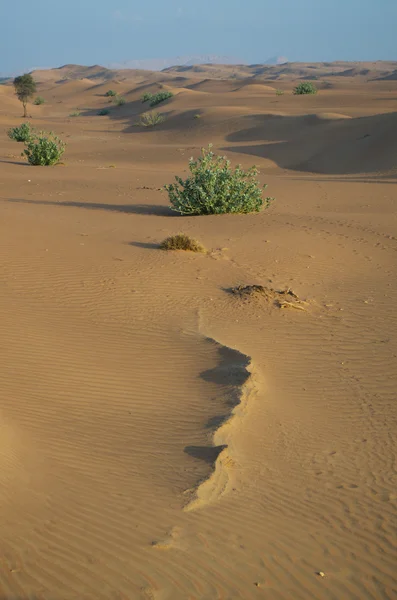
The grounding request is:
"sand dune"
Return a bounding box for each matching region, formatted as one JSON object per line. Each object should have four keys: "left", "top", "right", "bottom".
{"left": 0, "top": 62, "right": 397, "bottom": 599}
{"left": 232, "top": 83, "right": 277, "bottom": 94}
{"left": 225, "top": 111, "right": 397, "bottom": 174}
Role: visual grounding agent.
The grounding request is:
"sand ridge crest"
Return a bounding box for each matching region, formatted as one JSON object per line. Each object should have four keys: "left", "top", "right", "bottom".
{"left": 183, "top": 335, "right": 257, "bottom": 512}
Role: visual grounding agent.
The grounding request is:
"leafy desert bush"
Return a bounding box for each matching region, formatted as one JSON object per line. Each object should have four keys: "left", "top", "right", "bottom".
{"left": 293, "top": 82, "right": 317, "bottom": 95}
{"left": 8, "top": 122, "right": 33, "bottom": 142}
{"left": 165, "top": 145, "right": 274, "bottom": 215}
{"left": 141, "top": 92, "right": 153, "bottom": 103}
{"left": 98, "top": 108, "right": 110, "bottom": 116}
{"left": 138, "top": 112, "right": 165, "bottom": 127}
{"left": 275, "top": 89, "right": 284, "bottom": 96}
{"left": 69, "top": 110, "right": 81, "bottom": 117}
{"left": 23, "top": 131, "right": 65, "bottom": 166}
{"left": 114, "top": 95, "right": 126, "bottom": 106}
{"left": 149, "top": 91, "right": 173, "bottom": 106}
{"left": 34, "top": 96, "right": 45, "bottom": 105}
{"left": 160, "top": 234, "right": 206, "bottom": 252}
{"left": 105, "top": 90, "right": 117, "bottom": 97}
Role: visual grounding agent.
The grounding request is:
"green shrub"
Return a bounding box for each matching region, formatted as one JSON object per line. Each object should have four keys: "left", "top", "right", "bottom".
{"left": 293, "top": 82, "right": 317, "bottom": 95}
{"left": 105, "top": 90, "right": 117, "bottom": 97}
{"left": 275, "top": 89, "right": 284, "bottom": 96}
{"left": 160, "top": 234, "right": 206, "bottom": 252}
{"left": 69, "top": 111, "right": 81, "bottom": 117}
{"left": 8, "top": 122, "right": 33, "bottom": 142}
{"left": 98, "top": 108, "right": 110, "bottom": 116}
{"left": 165, "top": 145, "right": 274, "bottom": 215}
{"left": 34, "top": 96, "right": 45, "bottom": 105}
{"left": 23, "top": 131, "right": 65, "bottom": 166}
{"left": 114, "top": 95, "right": 126, "bottom": 106}
{"left": 138, "top": 112, "right": 165, "bottom": 127}
{"left": 149, "top": 91, "right": 173, "bottom": 106}
{"left": 141, "top": 92, "right": 153, "bottom": 103}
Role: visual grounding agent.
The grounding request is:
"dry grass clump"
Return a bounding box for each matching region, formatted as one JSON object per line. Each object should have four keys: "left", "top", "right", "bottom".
{"left": 160, "top": 234, "right": 206, "bottom": 253}
{"left": 138, "top": 112, "right": 165, "bottom": 127}
{"left": 231, "top": 285, "right": 306, "bottom": 310}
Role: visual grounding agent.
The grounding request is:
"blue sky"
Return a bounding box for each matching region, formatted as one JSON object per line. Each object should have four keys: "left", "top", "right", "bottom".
{"left": 1, "top": 0, "right": 396, "bottom": 74}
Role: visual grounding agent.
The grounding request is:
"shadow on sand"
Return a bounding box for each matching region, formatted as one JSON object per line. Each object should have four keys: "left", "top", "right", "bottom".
{"left": 184, "top": 444, "right": 227, "bottom": 465}
{"left": 2, "top": 197, "right": 177, "bottom": 217}
{"left": 127, "top": 241, "right": 161, "bottom": 249}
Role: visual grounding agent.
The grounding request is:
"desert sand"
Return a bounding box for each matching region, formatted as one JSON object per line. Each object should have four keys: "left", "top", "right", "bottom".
{"left": 0, "top": 62, "right": 396, "bottom": 599}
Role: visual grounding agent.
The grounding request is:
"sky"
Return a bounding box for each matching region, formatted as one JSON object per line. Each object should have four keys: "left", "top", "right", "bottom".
{"left": 0, "top": 0, "right": 396, "bottom": 75}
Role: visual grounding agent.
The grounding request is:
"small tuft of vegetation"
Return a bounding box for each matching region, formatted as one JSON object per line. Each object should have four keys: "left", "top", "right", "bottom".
{"left": 160, "top": 234, "right": 206, "bottom": 253}
{"left": 138, "top": 111, "right": 165, "bottom": 127}
{"left": 98, "top": 108, "right": 110, "bottom": 116}
{"left": 275, "top": 89, "right": 284, "bottom": 96}
{"left": 113, "top": 95, "right": 126, "bottom": 106}
{"left": 194, "top": 113, "right": 201, "bottom": 119}
{"left": 293, "top": 82, "right": 317, "bottom": 95}
{"left": 105, "top": 90, "right": 117, "bottom": 97}
{"left": 149, "top": 91, "right": 173, "bottom": 106}
{"left": 23, "top": 131, "right": 66, "bottom": 166}
{"left": 34, "top": 96, "right": 45, "bottom": 105}
{"left": 69, "top": 110, "right": 81, "bottom": 117}
{"left": 8, "top": 122, "right": 33, "bottom": 142}
{"left": 165, "top": 144, "right": 274, "bottom": 215}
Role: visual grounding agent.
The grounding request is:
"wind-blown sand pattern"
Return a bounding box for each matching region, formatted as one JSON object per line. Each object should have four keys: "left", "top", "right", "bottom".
{"left": 0, "top": 62, "right": 397, "bottom": 599}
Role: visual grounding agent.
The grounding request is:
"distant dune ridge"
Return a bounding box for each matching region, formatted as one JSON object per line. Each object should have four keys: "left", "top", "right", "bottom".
{"left": 3, "top": 58, "right": 397, "bottom": 81}
{"left": 22, "top": 60, "right": 397, "bottom": 85}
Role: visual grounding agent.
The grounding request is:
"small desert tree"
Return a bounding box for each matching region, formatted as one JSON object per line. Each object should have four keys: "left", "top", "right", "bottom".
{"left": 13, "top": 74, "right": 37, "bottom": 117}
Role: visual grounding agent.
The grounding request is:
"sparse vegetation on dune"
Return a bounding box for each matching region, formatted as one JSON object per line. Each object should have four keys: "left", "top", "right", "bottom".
{"left": 276, "top": 89, "right": 284, "bottom": 96}
{"left": 160, "top": 234, "right": 206, "bottom": 253}
{"left": 98, "top": 108, "right": 110, "bottom": 116}
{"left": 293, "top": 82, "right": 317, "bottom": 95}
{"left": 69, "top": 111, "right": 81, "bottom": 117}
{"left": 113, "top": 95, "right": 126, "bottom": 106}
{"left": 23, "top": 131, "right": 66, "bottom": 166}
{"left": 138, "top": 112, "right": 165, "bottom": 127}
{"left": 165, "top": 145, "right": 275, "bottom": 215}
{"left": 149, "top": 91, "right": 173, "bottom": 106}
{"left": 141, "top": 91, "right": 173, "bottom": 106}
{"left": 8, "top": 122, "right": 33, "bottom": 142}
{"left": 105, "top": 90, "right": 117, "bottom": 97}
{"left": 34, "top": 96, "right": 45, "bottom": 105}
{"left": 141, "top": 92, "right": 153, "bottom": 103}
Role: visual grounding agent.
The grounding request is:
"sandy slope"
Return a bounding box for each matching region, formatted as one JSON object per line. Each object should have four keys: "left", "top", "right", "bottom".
{"left": 0, "top": 66, "right": 396, "bottom": 599}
